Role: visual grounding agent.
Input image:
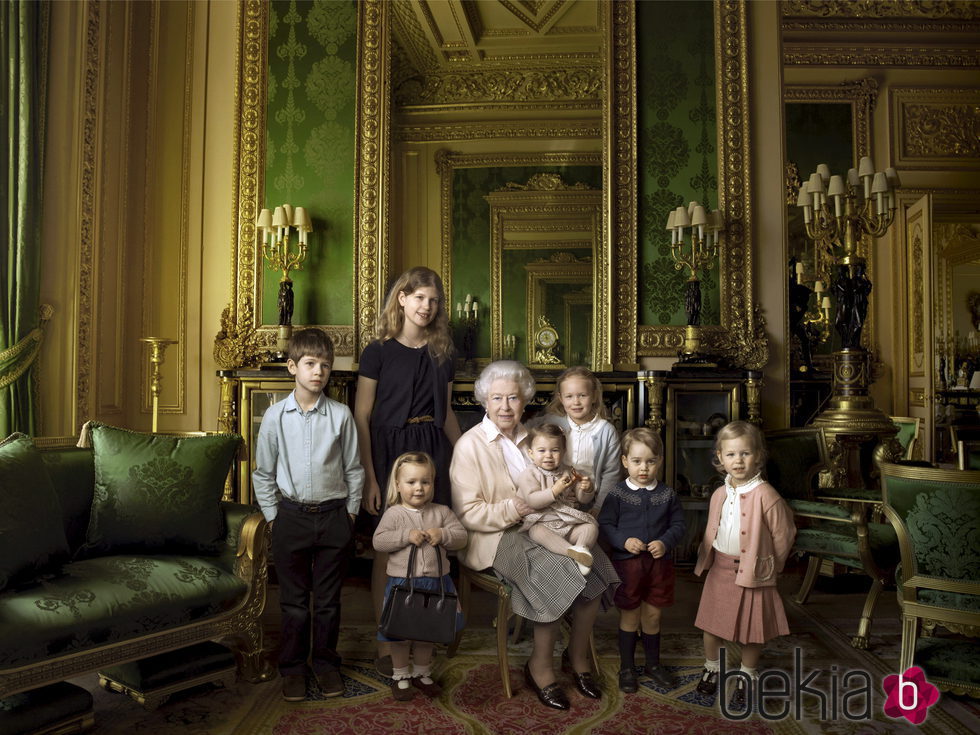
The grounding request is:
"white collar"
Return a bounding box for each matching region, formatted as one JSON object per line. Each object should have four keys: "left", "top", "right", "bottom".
{"left": 480, "top": 414, "right": 528, "bottom": 446}
{"left": 725, "top": 473, "right": 764, "bottom": 495}
{"left": 401, "top": 505, "right": 422, "bottom": 513}
{"left": 625, "top": 477, "right": 659, "bottom": 492}
{"left": 568, "top": 414, "right": 601, "bottom": 432}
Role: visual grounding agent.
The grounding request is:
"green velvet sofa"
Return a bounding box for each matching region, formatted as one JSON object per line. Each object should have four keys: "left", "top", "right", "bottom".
{"left": 0, "top": 433, "right": 271, "bottom": 700}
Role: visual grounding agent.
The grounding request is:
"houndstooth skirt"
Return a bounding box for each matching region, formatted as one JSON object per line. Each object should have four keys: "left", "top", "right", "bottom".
{"left": 492, "top": 526, "right": 619, "bottom": 623}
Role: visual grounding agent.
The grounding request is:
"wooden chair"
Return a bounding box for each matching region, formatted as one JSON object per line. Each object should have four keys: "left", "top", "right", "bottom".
{"left": 765, "top": 427, "right": 899, "bottom": 649}
{"left": 447, "top": 565, "right": 599, "bottom": 698}
{"left": 890, "top": 416, "right": 921, "bottom": 460}
{"left": 880, "top": 462, "right": 980, "bottom": 698}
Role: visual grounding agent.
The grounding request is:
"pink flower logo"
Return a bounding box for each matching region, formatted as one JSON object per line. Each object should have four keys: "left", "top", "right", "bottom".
{"left": 882, "top": 666, "right": 940, "bottom": 724}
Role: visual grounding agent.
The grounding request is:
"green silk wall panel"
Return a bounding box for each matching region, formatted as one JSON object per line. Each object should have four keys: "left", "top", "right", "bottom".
{"left": 451, "top": 165, "right": 602, "bottom": 359}
{"left": 637, "top": 0, "right": 718, "bottom": 327}
{"left": 263, "top": 0, "right": 357, "bottom": 327}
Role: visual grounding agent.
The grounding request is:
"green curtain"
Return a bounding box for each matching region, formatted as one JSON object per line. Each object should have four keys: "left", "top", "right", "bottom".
{"left": 0, "top": 0, "right": 48, "bottom": 436}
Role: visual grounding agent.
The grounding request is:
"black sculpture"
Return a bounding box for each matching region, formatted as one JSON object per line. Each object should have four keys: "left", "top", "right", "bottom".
{"left": 788, "top": 260, "right": 816, "bottom": 372}
{"left": 277, "top": 279, "right": 294, "bottom": 326}
{"left": 684, "top": 279, "right": 702, "bottom": 326}
{"left": 833, "top": 263, "right": 872, "bottom": 349}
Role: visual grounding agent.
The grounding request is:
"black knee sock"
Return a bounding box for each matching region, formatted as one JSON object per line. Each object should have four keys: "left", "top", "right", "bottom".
{"left": 618, "top": 629, "right": 638, "bottom": 670}
{"left": 641, "top": 632, "right": 661, "bottom": 667}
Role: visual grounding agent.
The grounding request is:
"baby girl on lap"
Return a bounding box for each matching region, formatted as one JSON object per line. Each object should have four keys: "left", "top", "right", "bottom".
{"left": 516, "top": 423, "right": 599, "bottom": 574}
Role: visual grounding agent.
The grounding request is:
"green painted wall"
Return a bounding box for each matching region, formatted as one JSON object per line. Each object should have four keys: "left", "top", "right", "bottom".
{"left": 451, "top": 165, "right": 602, "bottom": 358}
{"left": 637, "top": 0, "right": 718, "bottom": 326}
{"left": 262, "top": 0, "right": 357, "bottom": 327}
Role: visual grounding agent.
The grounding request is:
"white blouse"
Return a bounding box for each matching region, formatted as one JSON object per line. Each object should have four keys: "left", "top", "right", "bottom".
{"left": 480, "top": 414, "right": 530, "bottom": 485}
{"left": 712, "top": 473, "right": 764, "bottom": 555}
{"left": 567, "top": 414, "right": 601, "bottom": 476}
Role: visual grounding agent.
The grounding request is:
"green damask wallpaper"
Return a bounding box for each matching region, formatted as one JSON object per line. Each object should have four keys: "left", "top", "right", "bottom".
{"left": 263, "top": 0, "right": 357, "bottom": 327}
{"left": 451, "top": 165, "right": 602, "bottom": 359}
{"left": 637, "top": 0, "right": 718, "bottom": 326}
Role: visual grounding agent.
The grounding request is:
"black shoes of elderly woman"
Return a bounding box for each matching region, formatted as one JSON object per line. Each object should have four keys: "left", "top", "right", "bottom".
{"left": 524, "top": 650, "right": 603, "bottom": 709}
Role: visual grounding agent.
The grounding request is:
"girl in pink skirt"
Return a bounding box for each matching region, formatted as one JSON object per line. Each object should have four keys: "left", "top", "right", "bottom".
{"left": 693, "top": 421, "right": 795, "bottom": 709}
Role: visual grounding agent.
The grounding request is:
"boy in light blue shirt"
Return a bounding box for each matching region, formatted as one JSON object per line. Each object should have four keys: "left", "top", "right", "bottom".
{"left": 253, "top": 328, "right": 364, "bottom": 702}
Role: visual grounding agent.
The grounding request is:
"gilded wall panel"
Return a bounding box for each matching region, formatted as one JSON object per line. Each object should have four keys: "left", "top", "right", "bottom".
{"left": 891, "top": 88, "right": 980, "bottom": 170}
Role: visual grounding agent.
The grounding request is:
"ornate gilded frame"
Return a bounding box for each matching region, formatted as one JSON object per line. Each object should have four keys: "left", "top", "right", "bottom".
{"left": 435, "top": 150, "right": 607, "bottom": 368}
{"left": 784, "top": 78, "right": 877, "bottom": 352}
{"left": 608, "top": 1, "right": 766, "bottom": 368}
{"left": 217, "top": 0, "right": 385, "bottom": 367}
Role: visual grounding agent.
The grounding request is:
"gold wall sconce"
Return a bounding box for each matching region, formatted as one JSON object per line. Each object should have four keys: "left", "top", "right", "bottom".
{"left": 139, "top": 337, "right": 176, "bottom": 432}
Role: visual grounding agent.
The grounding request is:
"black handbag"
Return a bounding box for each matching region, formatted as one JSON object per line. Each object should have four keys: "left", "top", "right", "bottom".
{"left": 379, "top": 544, "right": 458, "bottom": 645}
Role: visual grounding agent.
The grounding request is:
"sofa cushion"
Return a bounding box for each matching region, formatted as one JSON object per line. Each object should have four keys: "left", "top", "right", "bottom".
{"left": 0, "top": 434, "right": 70, "bottom": 592}
{"left": 80, "top": 424, "right": 242, "bottom": 556}
{"left": 0, "top": 554, "right": 247, "bottom": 668}
{"left": 39, "top": 446, "right": 96, "bottom": 552}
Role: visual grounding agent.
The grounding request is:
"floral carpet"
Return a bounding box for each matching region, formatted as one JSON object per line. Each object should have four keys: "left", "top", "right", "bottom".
{"left": 72, "top": 595, "right": 979, "bottom": 735}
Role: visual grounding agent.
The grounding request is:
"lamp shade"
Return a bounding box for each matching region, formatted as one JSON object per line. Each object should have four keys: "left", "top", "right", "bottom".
{"left": 847, "top": 168, "right": 860, "bottom": 187}
{"left": 709, "top": 209, "right": 723, "bottom": 230}
{"left": 674, "top": 206, "right": 691, "bottom": 228}
{"left": 293, "top": 206, "right": 312, "bottom": 230}
{"left": 816, "top": 163, "right": 831, "bottom": 185}
{"left": 795, "top": 182, "right": 810, "bottom": 208}
{"left": 858, "top": 156, "right": 874, "bottom": 178}
{"left": 807, "top": 172, "right": 825, "bottom": 195}
{"left": 666, "top": 210, "right": 676, "bottom": 230}
{"left": 827, "top": 175, "right": 845, "bottom": 197}
{"left": 271, "top": 206, "right": 286, "bottom": 227}
{"left": 871, "top": 172, "right": 889, "bottom": 194}
{"left": 885, "top": 167, "right": 902, "bottom": 189}
{"left": 255, "top": 208, "right": 272, "bottom": 230}
{"left": 282, "top": 204, "right": 295, "bottom": 226}
{"left": 691, "top": 205, "right": 707, "bottom": 227}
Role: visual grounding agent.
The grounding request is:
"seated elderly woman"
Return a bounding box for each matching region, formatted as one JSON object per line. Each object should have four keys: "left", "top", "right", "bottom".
{"left": 450, "top": 360, "right": 619, "bottom": 710}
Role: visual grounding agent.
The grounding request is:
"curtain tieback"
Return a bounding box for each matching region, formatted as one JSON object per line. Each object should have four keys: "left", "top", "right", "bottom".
{"left": 0, "top": 304, "right": 53, "bottom": 389}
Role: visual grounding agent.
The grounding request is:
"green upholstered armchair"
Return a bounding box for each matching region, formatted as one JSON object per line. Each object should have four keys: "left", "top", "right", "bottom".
{"left": 880, "top": 462, "right": 980, "bottom": 698}
{"left": 765, "top": 427, "right": 899, "bottom": 649}
{"left": 890, "top": 416, "right": 921, "bottom": 461}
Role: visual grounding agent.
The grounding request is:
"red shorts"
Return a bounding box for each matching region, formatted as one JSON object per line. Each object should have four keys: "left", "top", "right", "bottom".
{"left": 612, "top": 554, "right": 675, "bottom": 609}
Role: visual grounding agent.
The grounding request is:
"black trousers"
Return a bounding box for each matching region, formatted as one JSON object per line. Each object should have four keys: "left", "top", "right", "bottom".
{"left": 271, "top": 499, "right": 353, "bottom": 676}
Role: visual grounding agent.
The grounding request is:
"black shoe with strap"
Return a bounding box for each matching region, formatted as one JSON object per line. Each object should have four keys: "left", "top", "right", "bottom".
{"left": 695, "top": 668, "right": 718, "bottom": 696}
{"left": 618, "top": 667, "right": 638, "bottom": 694}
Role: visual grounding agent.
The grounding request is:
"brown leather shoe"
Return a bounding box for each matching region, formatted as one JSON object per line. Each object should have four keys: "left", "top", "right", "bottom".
{"left": 391, "top": 680, "right": 417, "bottom": 701}
{"left": 316, "top": 669, "right": 344, "bottom": 698}
{"left": 282, "top": 674, "right": 306, "bottom": 702}
{"left": 411, "top": 677, "right": 443, "bottom": 697}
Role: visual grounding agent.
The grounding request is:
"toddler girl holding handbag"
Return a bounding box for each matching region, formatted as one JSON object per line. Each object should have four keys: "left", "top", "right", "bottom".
{"left": 372, "top": 451, "right": 467, "bottom": 701}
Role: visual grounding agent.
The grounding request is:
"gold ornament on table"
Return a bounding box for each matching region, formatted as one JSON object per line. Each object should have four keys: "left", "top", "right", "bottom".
{"left": 666, "top": 201, "right": 723, "bottom": 364}
{"left": 139, "top": 337, "right": 176, "bottom": 432}
{"left": 255, "top": 204, "right": 313, "bottom": 359}
{"left": 532, "top": 315, "right": 561, "bottom": 366}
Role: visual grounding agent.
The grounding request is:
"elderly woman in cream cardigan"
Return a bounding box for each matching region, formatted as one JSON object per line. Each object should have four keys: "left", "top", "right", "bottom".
{"left": 450, "top": 361, "right": 619, "bottom": 711}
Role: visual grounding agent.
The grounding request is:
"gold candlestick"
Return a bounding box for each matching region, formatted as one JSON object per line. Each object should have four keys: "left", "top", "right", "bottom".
{"left": 140, "top": 337, "right": 176, "bottom": 432}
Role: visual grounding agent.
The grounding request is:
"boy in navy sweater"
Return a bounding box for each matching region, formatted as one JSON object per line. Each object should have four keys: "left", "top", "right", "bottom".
{"left": 598, "top": 427, "right": 685, "bottom": 693}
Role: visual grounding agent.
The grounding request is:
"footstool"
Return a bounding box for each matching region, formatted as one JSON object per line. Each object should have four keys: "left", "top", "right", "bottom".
{"left": 97, "top": 642, "right": 236, "bottom": 710}
{"left": 0, "top": 681, "right": 94, "bottom": 735}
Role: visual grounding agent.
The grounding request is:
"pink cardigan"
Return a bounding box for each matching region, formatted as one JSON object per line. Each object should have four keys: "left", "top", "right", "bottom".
{"left": 449, "top": 424, "right": 526, "bottom": 570}
{"left": 372, "top": 503, "right": 467, "bottom": 578}
{"left": 694, "top": 480, "right": 796, "bottom": 588}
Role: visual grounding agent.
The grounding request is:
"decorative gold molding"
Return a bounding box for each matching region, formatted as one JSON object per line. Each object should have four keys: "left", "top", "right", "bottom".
{"left": 784, "top": 46, "right": 980, "bottom": 68}
{"left": 891, "top": 88, "right": 980, "bottom": 170}
{"left": 614, "top": 1, "right": 765, "bottom": 368}
{"left": 394, "top": 120, "right": 601, "bottom": 142}
{"left": 354, "top": 0, "right": 390, "bottom": 355}
{"left": 781, "top": 0, "right": 980, "bottom": 20}
{"left": 394, "top": 63, "right": 603, "bottom": 107}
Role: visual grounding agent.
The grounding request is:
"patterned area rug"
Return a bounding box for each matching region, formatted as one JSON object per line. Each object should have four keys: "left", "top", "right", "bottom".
{"left": 72, "top": 595, "right": 979, "bottom": 734}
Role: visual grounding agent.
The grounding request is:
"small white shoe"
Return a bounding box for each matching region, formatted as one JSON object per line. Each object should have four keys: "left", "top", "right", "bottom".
{"left": 566, "top": 545, "right": 593, "bottom": 574}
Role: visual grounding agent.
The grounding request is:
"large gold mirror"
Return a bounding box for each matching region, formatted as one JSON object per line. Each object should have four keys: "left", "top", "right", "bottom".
{"left": 223, "top": 1, "right": 759, "bottom": 371}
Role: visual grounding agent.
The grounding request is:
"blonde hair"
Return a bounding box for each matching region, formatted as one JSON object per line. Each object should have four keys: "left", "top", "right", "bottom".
{"left": 621, "top": 427, "right": 663, "bottom": 458}
{"left": 376, "top": 267, "right": 453, "bottom": 364}
{"left": 545, "top": 366, "right": 611, "bottom": 421}
{"left": 384, "top": 451, "right": 437, "bottom": 507}
{"left": 712, "top": 421, "right": 768, "bottom": 472}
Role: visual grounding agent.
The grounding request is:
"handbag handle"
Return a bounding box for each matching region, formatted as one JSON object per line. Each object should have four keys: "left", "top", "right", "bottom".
{"left": 404, "top": 540, "right": 447, "bottom": 608}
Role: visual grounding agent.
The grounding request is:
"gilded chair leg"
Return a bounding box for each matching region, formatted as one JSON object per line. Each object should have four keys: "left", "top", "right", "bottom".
{"left": 900, "top": 614, "right": 917, "bottom": 672}
{"left": 851, "top": 578, "right": 883, "bottom": 649}
{"left": 795, "top": 556, "right": 821, "bottom": 604}
{"left": 497, "top": 594, "right": 513, "bottom": 698}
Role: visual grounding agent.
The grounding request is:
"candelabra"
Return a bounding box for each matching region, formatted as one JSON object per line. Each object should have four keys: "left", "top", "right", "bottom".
{"left": 665, "top": 201, "right": 723, "bottom": 362}
{"left": 255, "top": 204, "right": 313, "bottom": 357}
{"left": 139, "top": 337, "right": 176, "bottom": 432}
{"left": 796, "top": 157, "right": 903, "bottom": 474}
{"left": 453, "top": 294, "right": 480, "bottom": 369}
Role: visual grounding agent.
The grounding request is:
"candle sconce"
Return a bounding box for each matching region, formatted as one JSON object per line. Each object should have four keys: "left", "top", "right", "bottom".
{"left": 139, "top": 337, "right": 176, "bottom": 432}
{"left": 665, "top": 201, "right": 723, "bottom": 364}
{"left": 453, "top": 294, "right": 480, "bottom": 370}
{"left": 503, "top": 334, "right": 517, "bottom": 361}
{"left": 255, "top": 204, "right": 313, "bottom": 359}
